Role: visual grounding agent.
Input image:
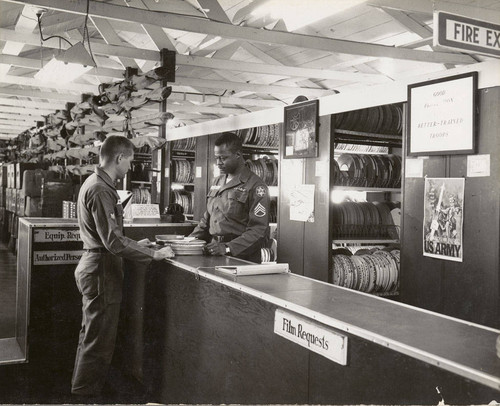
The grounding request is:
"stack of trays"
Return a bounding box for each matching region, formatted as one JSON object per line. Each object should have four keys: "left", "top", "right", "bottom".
{"left": 334, "top": 104, "right": 403, "bottom": 135}
{"left": 169, "top": 239, "right": 206, "bottom": 256}
{"left": 331, "top": 248, "right": 400, "bottom": 294}
{"left": 334, "top": 153, "right": 401, "bottom": 188}
{"left": 173, "top": 158, "right": 194, "bottom": 183}
{"left": 246, "top": 157, "right": 278, "bottom": 186}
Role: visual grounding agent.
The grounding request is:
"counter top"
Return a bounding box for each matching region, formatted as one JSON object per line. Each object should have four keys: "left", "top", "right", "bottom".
{"left": 165, "top": 255, "right": 500, "bottom": 391}
{"left": 20, "top": 217, "right": 195, "bottom": 228}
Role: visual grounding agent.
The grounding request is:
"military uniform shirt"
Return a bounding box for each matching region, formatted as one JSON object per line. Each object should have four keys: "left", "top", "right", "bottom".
{"left": 77, "top": 167, "right": 155, "bottom": 266}
{"left": 190, "top": 166, "right": 270, "bottom": 258}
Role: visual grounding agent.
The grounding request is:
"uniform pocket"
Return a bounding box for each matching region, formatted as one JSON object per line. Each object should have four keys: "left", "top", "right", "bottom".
{"left": 75, "top": 252, "right": 103, "bottom": 300}
{"left": 227, "top": 190, "right": 248, "bottom": 216}
{"left": 77, "top": 272, "right": 99, "bottom": 300}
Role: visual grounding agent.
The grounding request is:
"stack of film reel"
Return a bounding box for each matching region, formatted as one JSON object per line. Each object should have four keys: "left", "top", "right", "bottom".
{"left": 332, "top": 201, "right": 400, "bottom": 239}
{"left": 172, "top": 158, "right": 194, "bottom": 184}
{"left": 334, "top": 153, "right": 401, "bottom": 188}
{"left": 131, "top": 187, "right": 151, "bottom": 204}
{"left": 331, "top": 247, "right": 400, "bottom": 294}
{"left": 173, "top": 190, "right": 193, "bottom": 215}
{"left": 236, "top": 124, "right": 281, "bottom": 148}
{"left": 172, "top": 137, "right": 196, "bottom": 151}
{"left": 246, "top": 157, "right": 278, "bottom": 186}
{"left": 334, "top": 104, "right": 403, "bottom": 135}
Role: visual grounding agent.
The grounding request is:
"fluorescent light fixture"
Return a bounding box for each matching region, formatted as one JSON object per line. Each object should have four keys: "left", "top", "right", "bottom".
{"left": 252, "top": 0, "right": 366, "bottom": 31}
{"left": 35, "top": 42, "right": 95, "bottom": 83}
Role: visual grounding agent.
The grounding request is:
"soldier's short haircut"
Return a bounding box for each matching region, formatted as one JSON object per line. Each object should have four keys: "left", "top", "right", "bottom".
{"left": 100, "top": 135, "right": 135, "bottom": 161}
{"left": 215, "top": 132, "right": 242, "bottom": 153}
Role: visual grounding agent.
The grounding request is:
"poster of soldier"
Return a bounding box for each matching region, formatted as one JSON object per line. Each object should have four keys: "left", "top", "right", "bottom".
{"left": 423, "top": 177, "right": 464, "bottom": 262}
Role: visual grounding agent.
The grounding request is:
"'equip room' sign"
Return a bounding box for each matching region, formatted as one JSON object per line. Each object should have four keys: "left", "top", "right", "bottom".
{"left": 274, "top": 309, "right": 347, "bottom": 365}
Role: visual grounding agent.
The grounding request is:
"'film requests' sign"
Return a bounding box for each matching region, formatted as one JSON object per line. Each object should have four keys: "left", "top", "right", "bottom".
{"left": 274, "top": 309, "right": 347, "bottom": 365}
{"left": 434, "top": 11, "right": 500, "bottom": 57}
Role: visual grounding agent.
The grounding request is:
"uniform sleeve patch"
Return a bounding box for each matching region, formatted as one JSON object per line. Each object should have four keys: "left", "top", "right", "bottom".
{"left": 256, "top": 186, "right": 266, "bottom": 197}
{"left": 110, "top": 212, "right": 115, "bottom": 220}
{"left": 254, "top": 202, "right": 267, "bottom": 217}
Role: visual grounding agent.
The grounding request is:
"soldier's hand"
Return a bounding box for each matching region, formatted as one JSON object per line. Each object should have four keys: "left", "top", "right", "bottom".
{"left": 153, "top": 246, "right": 175, "bottom": 260}
{"left": 205, "top": 241, "right": 226, "bottom": 256}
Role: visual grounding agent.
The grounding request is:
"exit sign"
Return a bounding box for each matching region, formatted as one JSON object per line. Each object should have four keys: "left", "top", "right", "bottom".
{"left": 434, "top": 11, "right": 500, "bottom": 57}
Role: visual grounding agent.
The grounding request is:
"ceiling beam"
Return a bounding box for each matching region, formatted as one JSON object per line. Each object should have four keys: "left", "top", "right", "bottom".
{"left": 0, "top": 74, "right": 97, "bottom": 93}
{"left": 196, "top": 0, "right": 232, "bottom": 23}
{"left": 0, "top": 28, "right": 389, "bottom": 83}
{"left": 0, "top": 87, "right": 82, "bottom": 102}
{"left": 0, "top": 5, "right": 39, "bottom": 77}
{"left": 2, "top": 0, "right": 475, "bottom": 65}
{"left": 0, "top": 53, "right": 334, "bottom": 97}
{"left": 0, "top": 105, "right": 56, "bottom": 115}
{"left": 90, "top": 16, "right": 140, "bottom": 69}
{"left": 0, "top": 81, "right": 283, "bottom": 108}
{"left": 367, "top": 0, "right": 500, "bottom": 24}
{"left": 0, "top": 97, "right": 66, "bottom": 109}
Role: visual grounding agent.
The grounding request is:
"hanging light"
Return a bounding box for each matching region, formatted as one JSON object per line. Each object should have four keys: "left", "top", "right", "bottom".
{"left": 35, "top": 42, "right": 95, "bottom": 83}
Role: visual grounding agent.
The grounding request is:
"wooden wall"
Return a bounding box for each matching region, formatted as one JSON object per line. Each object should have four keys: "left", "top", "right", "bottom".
{"left": 277, "top": 115, "right": 334, "bottom": 279}
{"left": 401, "top": 86, "right": 500, "bottom": 328}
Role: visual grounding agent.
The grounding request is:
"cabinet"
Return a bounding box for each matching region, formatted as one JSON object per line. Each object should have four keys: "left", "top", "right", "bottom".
{"left": 278, "top": 104, "right": 403, "bottom": 295}
{"left": 169, "top": 138, "right": 196, "bottom": 219}
{"left": 330, "top": 104, "right": 403, "bottom": 296}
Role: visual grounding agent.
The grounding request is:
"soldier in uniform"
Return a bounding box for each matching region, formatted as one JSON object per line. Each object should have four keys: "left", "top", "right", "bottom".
{"left": 190, "top": 132, "right": 270, "bottom": 263}
{"left": 71, "top": 136, "right": 174, "bottom": 397}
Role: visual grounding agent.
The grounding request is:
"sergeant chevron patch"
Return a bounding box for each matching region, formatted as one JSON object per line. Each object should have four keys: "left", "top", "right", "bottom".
{"left": 254, "top": 202, "right": 266, "bottom": 217}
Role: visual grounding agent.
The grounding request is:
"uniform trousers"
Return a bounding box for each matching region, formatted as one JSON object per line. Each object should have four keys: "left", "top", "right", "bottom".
{"left": 71, "top": 252, "right": 123, "bottom": 395}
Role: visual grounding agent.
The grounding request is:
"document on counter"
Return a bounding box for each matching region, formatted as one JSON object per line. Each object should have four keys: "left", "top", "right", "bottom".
{"left": 215, "top": 263, "right": 289, "bottom": 276}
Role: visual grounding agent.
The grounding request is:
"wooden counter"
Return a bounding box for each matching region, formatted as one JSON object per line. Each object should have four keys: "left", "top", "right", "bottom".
{"left": 140, "top": 255, "right": 500, "bottom": 404}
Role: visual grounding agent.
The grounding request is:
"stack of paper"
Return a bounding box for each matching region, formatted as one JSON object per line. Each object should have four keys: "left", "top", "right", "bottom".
{"left": 214, "top": 263, "right": 289, "bottom": 276}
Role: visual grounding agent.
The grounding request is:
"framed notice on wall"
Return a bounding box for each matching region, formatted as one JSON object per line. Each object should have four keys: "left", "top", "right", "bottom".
{"left": 407, "top": 72, "right": 477, "bottom": 156}
{"left": 283, "top": 99, "right": 319, "bottom": 159}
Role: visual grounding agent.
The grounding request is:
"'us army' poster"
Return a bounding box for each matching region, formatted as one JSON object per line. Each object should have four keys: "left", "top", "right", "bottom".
{"left": 423, "top": 177, "right": 464, "bottom": 262}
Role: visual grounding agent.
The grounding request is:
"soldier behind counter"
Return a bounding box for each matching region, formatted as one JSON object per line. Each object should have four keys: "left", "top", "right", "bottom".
{"left": 190, "top": 132, "right": 270, "bottom": 263}
{"left": 71, "top": 135, "right": 174, "bottom": 398}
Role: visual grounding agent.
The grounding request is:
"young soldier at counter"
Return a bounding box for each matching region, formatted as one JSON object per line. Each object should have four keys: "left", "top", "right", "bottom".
{"left": 71, "top": 136, "right": 175, "bottom": 398}
{"left": 190, "top": 132, "right": 270, "bottom": 263}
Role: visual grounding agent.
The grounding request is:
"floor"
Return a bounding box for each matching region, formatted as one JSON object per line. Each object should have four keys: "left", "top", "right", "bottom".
{"left": 0, "top": 240, "right": 16, "bottom": 339}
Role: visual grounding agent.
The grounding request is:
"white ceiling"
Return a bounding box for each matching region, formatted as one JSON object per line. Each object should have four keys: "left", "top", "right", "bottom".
{"left": 0, "top": 0, "right": 499, "bottom": 139}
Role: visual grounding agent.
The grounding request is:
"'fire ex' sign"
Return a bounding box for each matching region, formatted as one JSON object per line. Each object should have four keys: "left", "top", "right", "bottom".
{"left": 434, "top": 11, "right": 500, "bottom": 57}
{"left": 274, "top": 309, "right": 347, "bottom": 365}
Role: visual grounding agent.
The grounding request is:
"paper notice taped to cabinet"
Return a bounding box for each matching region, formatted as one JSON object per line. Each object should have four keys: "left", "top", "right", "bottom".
{"left": 290, "top": 184, "right": 315, "bottom": 222}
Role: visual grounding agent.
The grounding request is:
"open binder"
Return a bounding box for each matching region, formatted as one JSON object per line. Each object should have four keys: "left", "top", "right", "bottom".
{"left": 214, "top": 263, "right": 289, "bottom": 276}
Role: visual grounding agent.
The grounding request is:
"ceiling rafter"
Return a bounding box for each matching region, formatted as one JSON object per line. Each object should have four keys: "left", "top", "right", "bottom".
{"left": 0, "top": 28, "right": 389, "bottom": 84}
{"left": 90, "top": 16, "right": 140, "bottom": 69}
{"left": 367, "top": 0, "right": 500, "bottom": 23}
{"left": 2, "top": 0, "right": 475, "bottom": 64}
{"left": 0, "top": 53, "right": 337, "bottom": 97}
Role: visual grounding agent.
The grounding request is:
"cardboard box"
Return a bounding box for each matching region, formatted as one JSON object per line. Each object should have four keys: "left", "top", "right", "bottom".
{"left": 15, "top": 162, "right": 46, "bottom": 189}
{"left": 41, "top": 181, "right": 74, "bottom": 217}
{"left": 25, "top": 196, "right": 42, "bottom": 217}
{"left": 22, "top": 169, "right": 59, "bottom": 197}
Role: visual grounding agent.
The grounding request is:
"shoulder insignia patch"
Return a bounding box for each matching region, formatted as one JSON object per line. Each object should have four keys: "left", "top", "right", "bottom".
{"left": 254, "top": 202, "right": 266, "bottom": 217}
{"left": 110, "top": 212, "right": 115, "bottom": 220}
{"left": 256, "top": 186, "right": 266, "bottom": 197}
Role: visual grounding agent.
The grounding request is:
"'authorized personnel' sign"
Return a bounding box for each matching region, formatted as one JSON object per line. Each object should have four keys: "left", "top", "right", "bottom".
{"left": 33, "top": 250, "right": 84, "bottom": 265}
{"left": 434, "top": 11, "right": 500, "bottom": 57}
{"left": 274, "top": 309, "right": 347, "bottom": 365}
